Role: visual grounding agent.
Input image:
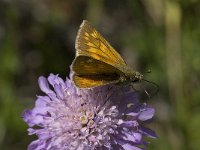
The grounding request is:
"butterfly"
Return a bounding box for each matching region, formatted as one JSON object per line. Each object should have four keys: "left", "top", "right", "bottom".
{"left": 72, "top": 20, "right": 143, "bottom": 88}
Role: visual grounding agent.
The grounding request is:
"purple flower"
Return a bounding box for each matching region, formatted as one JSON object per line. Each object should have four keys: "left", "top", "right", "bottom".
{"left": 22, "top": 73, "right": 156, "bottom": 150}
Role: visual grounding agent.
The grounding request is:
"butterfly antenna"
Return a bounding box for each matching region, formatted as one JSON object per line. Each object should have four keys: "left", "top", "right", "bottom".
{"left": 142, "top": 79, "right": 159, "bottom": 98}
{"left": 144, "top": 89, "right": 151, "bottom": 99}
{"left": 96, "top": 86, "right": 115, "bottom": 114}
{"left": 97, "top": 85, "right": 124, "bottom": 114}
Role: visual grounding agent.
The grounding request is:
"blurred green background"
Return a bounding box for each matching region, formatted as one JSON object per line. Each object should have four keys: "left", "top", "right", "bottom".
{"left": 0, "top": 0, "right": 200, "bottom": 149}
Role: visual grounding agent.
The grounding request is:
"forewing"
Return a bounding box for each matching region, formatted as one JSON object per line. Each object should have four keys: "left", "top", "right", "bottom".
{"left": 75, "top": 20, "right": 127, "bottom": 71}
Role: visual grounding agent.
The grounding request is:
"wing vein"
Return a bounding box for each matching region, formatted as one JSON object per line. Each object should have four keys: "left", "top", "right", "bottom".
{"left": 80, "top": 28, "right": 112, "bottom": 60}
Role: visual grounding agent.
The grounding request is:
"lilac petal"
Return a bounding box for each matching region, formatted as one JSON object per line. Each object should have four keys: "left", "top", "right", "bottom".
{"left": 121, "top": 120, "right": 139, "bottom": 127}
{"left": 139, "top": 127, "right": 157, "bottom": 138}
{"left": 122, "top": 143, "right": 143, "bottom": 150}
{"left": 48, "top": 74, "right": 59, "bottom": 85}
{"left": 35, "top": 96, "right": 51, "bottom": 107}
{"left": 27, "top": 128, "right": 35, "bottom": 134}
{"left": 28, "top": 114, "right": 44, "bottom": 126}
{"left": 37, "top": 130, "right": 52, "bottom": 140}
{"left": 54, "top": 84, "right": 64, "bottom": 99}
{"left": 28, "top": 140, "right": 46, "bottom": 150}
{"left": 32, "top": 107, "right": 49, "bottom": 116}
{"left": 23, "top": 110, "right": 46, "bottom": 127}
{"left": 123, "top": 132, "right": 142, "bottom": 143}
{"left": 28, "top": 128, "right": 50, "bottom": 140}
{"left": 22, "top": 110, "right": 34, "bottom": 126}
{"left": 27, "top": 140, "right": 40, "bottom": 150}
{"left": 38, "top": 76, "right": 54, "bottom": 94}
{"left": 138, "top": 108, "right": 155, "bottom": 121}
{"left": 48, "top": 73, "right": 65, "bottom": 87}
{"left": 126, "top": 112, "right": 139, "bottom": 117}
{"left": 35, "top": 98, "right": 47, "bottom": 107}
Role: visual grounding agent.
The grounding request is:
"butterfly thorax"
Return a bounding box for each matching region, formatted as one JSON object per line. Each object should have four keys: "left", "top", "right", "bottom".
{"left": 119, "top": 66, "right": 143, "bottom": 83}
{"left": 130, "top": 71, "right": 143, "bottom": 82}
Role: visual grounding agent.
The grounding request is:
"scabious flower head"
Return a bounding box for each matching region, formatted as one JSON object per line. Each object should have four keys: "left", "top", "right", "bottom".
{"left": 22, "top": 73, "right": 156, "bottom": 150}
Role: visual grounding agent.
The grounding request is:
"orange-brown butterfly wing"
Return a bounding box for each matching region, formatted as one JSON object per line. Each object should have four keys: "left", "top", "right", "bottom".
{"left": 72, "top": 55, "right": 122, "bottom": 75}
{"left": 72, "top": 55, "right": 122, "bottom": 88}
{"left": 73, "top": 74, "right": 118, "bottom": 88}
{"left": 75, "top": 20, "right": 127, "bottom": 71}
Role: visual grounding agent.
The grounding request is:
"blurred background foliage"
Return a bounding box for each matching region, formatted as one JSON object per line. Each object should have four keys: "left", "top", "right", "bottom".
{"left": 0, "top": 0, "right": 200, "bottom": 149}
